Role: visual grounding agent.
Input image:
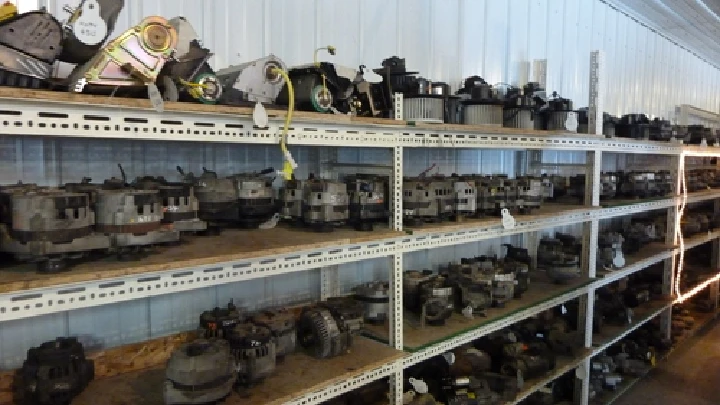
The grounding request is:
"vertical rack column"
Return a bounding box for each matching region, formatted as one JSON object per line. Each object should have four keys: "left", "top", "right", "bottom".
{"left": 661, "top": 154, "right": 682, "bottom": 339}
{"left": 711, "top": 199, "right": 720, "bottom": 310}
{"left": 575, "top": 50, "right": 604, "bottom": 405}
{"left": 389, "top": 145, "right": 404, "bottom": 405}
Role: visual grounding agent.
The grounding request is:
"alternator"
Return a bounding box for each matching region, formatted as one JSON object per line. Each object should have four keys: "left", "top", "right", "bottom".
{"left": 199, "top": 300, "right": 244, "bottom": 339}
{"left": 228, "top": 323, "right": 277, "bottom": 385}
{"left": 251, "top": 308, "right": 297, "bottom": 360}
{"left": 297, "top": 297, "right": 364, "bottom": 359}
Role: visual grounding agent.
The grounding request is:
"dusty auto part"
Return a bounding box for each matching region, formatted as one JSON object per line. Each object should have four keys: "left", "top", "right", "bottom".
{"left": 541, "top": 92, "right": 576, "bottom": 131}
{"left": 402, "top": 176, "right": 455, "bottom": 224}
{"left": 450, "top": 175, "right": 477, "bottom": 217}
{"left": 199, "top": 301, "right": 244, "bottom": 339}
{"left": 278, "top": 176, "right": 306, "bottom": 221}
{"left": 577, "top": 108, "right": 618, "bottom": 137}
{"left": 597, "top": 232, "right": 625, "bottom": 270}
{"left": 345, "top": 174, "right": 388, "bottom": 231}
{"left": 251, "top": 308, "right": 297, "bottom": 360}
{"left": 418, "top": 275, "right": 455, "bottom": 325}
{"left": 353, "top": 281, "right": 390, "bottom": 323}
{"left": 21, "top": 337, "right": 95, "bottom": 405}
{"left": 403, "top": 77, "right": 447, "bottom": 123}
{"left": 0, "top": 186, "right": 110, "bottom": 272}
{"left": 297, "top": 297, "right": 364, "bottom": 359}
{"left": 458, "top": 75, "right": 504, "bottom": 126}
{"left": 70, "top": 16, "right": 178, "bottom": 93}
{"left": 228, "top": 323, "right": 277, "bottom": 385}
{"left": 60, "top": 0, "right": 125, "bottom": 64}
{"left": 276, "top": 59, "right": 361, "bottom": 114}
{"left": 158, "top": 17, "right": 221, "bottom": 104}
{"left": 133, "top": 168, "right": 207, "bottom": 232}
{"left": 441, "top": 376, "right": 501, "bottom": 405}
{"left": 163, "top": 339, "right": 236, "bottom": 405}
{"left": 302, "top": 178, "right": 349, "bottom": 231}
{"left": 216, "top": 54, "right": 287, "bottom": 105}
{"left": 503, "top": 82, "right": 545, "bottom": 129}
{"left": 615, "top": 114, "right": 651, "bottom": 139}
{"left": 537, "top": 236, "right": 581, "bottom": 283}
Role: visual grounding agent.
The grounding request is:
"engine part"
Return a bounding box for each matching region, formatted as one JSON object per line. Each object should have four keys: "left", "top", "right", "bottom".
{"left": 596, "top": 288, "right": 633, "bottom": 326}
{"left": 503, "top": 82, "right": 545, "bottom": 129}
{"left": 199, "top": 301, "right": 243, "bottom": 339}
{"left": 353, "top": 280, "right": 390, "bottom": 323}
{"left": 456, "top": 267, "right": 493, "bottom": 314}
{"left": 449, "top": 346, "right": 493, "bottom": 376}
{"left": 405, "top": 93, "right": 445, "bottom": 123}
{"left": 615, "top": 114, "right": 651, "bottom": 139}
{"left": 95, "top": 187, "right": 180, "bottom": 248}
{"left": 345, "top": 174, "right": 388, "bottom": 231}
{"left": 441, "top": 376, "right": 501, "bottom": 405}
{"left": 577, "top": 108, "right": 618, "bottom": 137}
{"left": 278, "top": 176, "right": 305, "bottom": 221}
{"left": 687, "top": 125, "right": 718, "bottom": 145}
{"left": 216, "top": 54, "right": 286, "bottom": 105}
{"left": 403, "top": 176, "right": 455, "bottom": 224}
{"left": 302, "top": 178, "right": 349, "bottom": 231}
{"left": 228, "top": 323, "right": 277, "bottom": 385}
{"left": 404, "top": 270, "right": 435, "bottom": 312}
{"left": 163, "top": 339, "right": 236, "bottom": 405}
{"left": 360, "top": 56, "right": 420, "bottom": 118}
{"left": 134, "top": 168, "right": 207, "bottom": 232}
{"left": 70, "top": 16, "right": 178, "bottom": 93}
{"left": 537, "top": 236, "right": 581, "bottom": 283}
{"left": 614, "top": 353, "right": 651, "bottom": 377}
{"left": 458, "top": 76, "right": 504, "bottom": 126}
{"left": 418, "top": 275, "right": 454, "bottom": 325}
{"left": 541, "top": 93, "right": 576, "bottom": 132}
{"left": 157, "top": 17, "right": 221, "bottom": 104}
{"left": 276, "top": 61, "right": 361, "bottom": 113}
{"left": 0, "top": 9, "right": 64, "bottom": 87}
{"left": 451, "top": 176, "right": 477, "bottom": 217}
{"left": 618, "top": 171, "right": 661, "bottom": 198}
{"left": 250, "top": 308, "right": 296, "bottom": 360}
{"left": 649, "top": 118, "right": 673, "bottom": 141}
{"left": 515, "top": 177, "right": 543, "bottom": 213}
{"left": 0, "top": 186, "right": 110, "bottom": 272}
{"left": 297, "top": 297, "right": 364, "bottom": 359}
{"left": 59, "top": 0, "right": 125, "bottom": 65}
{"left": 500, "top": 353, "right": 555, "bottom": 380}
{"left": 21, "top": 337, "right": 94, "bottom": 405}
{"left": 191, "top": 167, "right": 275, "bottom": 227}
{"left": 597, "top": 232, "right": 625, "bottom": 270}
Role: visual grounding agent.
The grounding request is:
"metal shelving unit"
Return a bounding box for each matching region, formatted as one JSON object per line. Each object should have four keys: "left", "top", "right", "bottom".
{"left": 1, "top": 51, "right": 720, "bottom": 405}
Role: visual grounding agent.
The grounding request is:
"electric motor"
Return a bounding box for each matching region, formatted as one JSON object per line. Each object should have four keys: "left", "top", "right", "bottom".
{"left": 302, "top": 179, "right": 349, "bottom": 230}
{"left": 132, "top": 172, "right": 206, "bottom": 232}
{"left": 541, "top": 94, "right": 576, "bottom": 132}
{"left": 228, "top": 323, "right": 277, "bottom": 385}
{"left": 353, "top": 281, "right": 390, "bottom": 323}
{"left": 403, "top": 270, "right": 435, "bottom": 311}
{"left": 500, "top": 353, "right": 555, "bottom": 380}
{"left": 503, "top": 82, "right": 545, "bottom": 129}
{"left": 464, "top": 104, "right": 503, "bottom": 126}
{"left": 345, "top": 174, "right": 388, "bottom": 231}
{"left": 418, "top": 275, "right": 454, "bottom": 325}
{"left": 458, "top": 76, "right": 504, "bottom": 126}
{"left": 537, "top": 237, "right": 581, "bottom": 283}
{"left": 451, "top": 176, "right": 477, "bottom": 216}
{"left": 163, "top": 339, "right": 236, "bottom": 405}
{"left": 216, "top": 54, "right": 287, "bottom": 105}
{"left": 251, "top": 308, "right": 297, "bottom": 359}
{"left": 21, "top": 337, "right": 94, "bottom": 405}
{"left": 278, "top": 177, "right": 305, "bottom": 220}
{"left": 404, "top": 96, "right": 445, "bottom": 123}
{"left": 616, "top": 114, "right": 651, "bottom": 139}
{"left": 297, "top": 297, "right": 364, "bottom": 359}
{"left": 199, "top": 301, "right": 244, "bottom": 339}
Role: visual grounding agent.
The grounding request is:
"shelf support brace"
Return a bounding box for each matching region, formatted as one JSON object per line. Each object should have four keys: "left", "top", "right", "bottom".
{"left": 661, "top": 154, "right": 682, "bottom": 339}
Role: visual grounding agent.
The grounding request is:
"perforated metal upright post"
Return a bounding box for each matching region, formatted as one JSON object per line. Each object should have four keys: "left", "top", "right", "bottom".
{"left": 575, "top": 150, "right": 601, "bottom": 405}
{"left": 575, "top": 50, "right": 604, "bottom": 405}
{"left": 389, "top": 146, "right": 404, "bottom": 404}
{"left": 712, "top": 199, "right": 720, "bottom": 310}
{"left": 661, "top": 155, "right": 682, "bottom": 339}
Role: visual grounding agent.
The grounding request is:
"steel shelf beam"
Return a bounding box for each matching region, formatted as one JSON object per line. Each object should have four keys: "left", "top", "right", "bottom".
{"left": 591, "top": 301, "right": 673, "bottom": 357}
{"left": 4, "top": 97, "right": 720, "bottom": 156}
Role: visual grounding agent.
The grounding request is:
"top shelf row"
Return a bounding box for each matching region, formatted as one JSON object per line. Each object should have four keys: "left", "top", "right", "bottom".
{"left": 4, "top": 89, "right": 720, "bottom": 157}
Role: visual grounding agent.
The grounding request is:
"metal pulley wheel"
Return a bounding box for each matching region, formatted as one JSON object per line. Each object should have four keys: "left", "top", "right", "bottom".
{"left": 311, "top": 84, "right": 333, "bottom": 112}
{"left": 297, "top": 308, "right": 340, "bottom": 359}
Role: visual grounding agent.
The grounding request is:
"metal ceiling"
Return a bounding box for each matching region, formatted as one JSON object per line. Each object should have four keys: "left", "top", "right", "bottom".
{"left": 606, "top": 0, "right": 720, "bottom": 68}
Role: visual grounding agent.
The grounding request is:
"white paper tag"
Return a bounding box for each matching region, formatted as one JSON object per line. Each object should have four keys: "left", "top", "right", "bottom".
{"left": 561, "top": 304, "right": 567, "bottom": 315}
{"left": 147, "top": 83, "right": 165, "bottom": 113}
{"left": 565, "top": 111, "right": 578, "bottom": 132}
{"left": 72, "top": 0, "right": 108, "bottom": 46}
{"left": 253, "top": 101, "right": 269, "bottom": 128}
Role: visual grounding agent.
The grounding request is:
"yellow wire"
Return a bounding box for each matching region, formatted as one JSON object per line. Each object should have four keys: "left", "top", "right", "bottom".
{"left": 271, "top": 67, "right": 295, "bottom": 180}
{"left": 313, "top": 47, "right": 331, "bottom": 106}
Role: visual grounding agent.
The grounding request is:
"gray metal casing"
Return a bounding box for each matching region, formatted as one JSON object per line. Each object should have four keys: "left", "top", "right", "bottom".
{"left": 163, "top": 339, "right": 236, "bottom": 405}
{"left": 452, "top": 178, "right": 477, "bottom": 215}
{"left": 346, "top": 176, "right": 388, "bottom": 222}
{"left": 402, "top": 178, "right": 454, "bottom": 220}
{"left": 302, "top": 180, "right": 349, "bottom": 225}
{"left": 215, "top": 54, "right": 287, "bottom": 104}
{"left": 278, "top": 179, "right": 305, "bottom": 219}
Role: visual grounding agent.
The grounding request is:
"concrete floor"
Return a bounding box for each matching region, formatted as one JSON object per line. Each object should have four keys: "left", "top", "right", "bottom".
{"left": 613, "top": 319, "right": 720, "bottom": 405}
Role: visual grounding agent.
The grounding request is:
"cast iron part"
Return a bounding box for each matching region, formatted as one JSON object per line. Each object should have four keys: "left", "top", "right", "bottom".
{"left": 250, "top": 308, "right": 297, "bottom": 359}
{"left": 276, "top": 62, "right": 361, "bottom": 114}
{"left": 301, "top": 178, "right": 349, "bottom": 231}
{"left": 163, "top": 339, "right": 236, "bottom": 405}
{"left": 227, "top": 323, "right": 277, "bottom": 386}
{"left": 353, "top": 280, "right": 390, "bottom": 323}
{"left": 297, "top": 297, "right": 364, "bottom": 359}
{"left": 199, "top": 300, "right": 244, "bottom": 339}
{"left": 345, "top": 174, "right": 389, "bottom": 231}
{"left": 21, "top": 337, "right": 94, "bottom": 405}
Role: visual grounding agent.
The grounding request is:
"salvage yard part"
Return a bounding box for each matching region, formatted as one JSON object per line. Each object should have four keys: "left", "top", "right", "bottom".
{"left": 69, "top": 16, "right": 178, "bottom": 94}
{"left": 403, "top": 77, "right": 446, "bottom": 123}
{"left": 21, "top": 337, "right": 94, "bottom": 405}
{"left": 163, "top": 339, "right": 236, "bottom": 405}
{"left": 216, "top": 54, "right": 287, "bottom": 105}
{"left": 503, "top": 82, "right": 545, "bottom": 130}
{"left": 250, "top": 308, "right": 297, "bottom": 360}
{"left": 297, "top": 296, "right": 364, "bottom": 359}
{"left": 158, "top": 17, "right": 221, "bottom": 104}
{"left": 540, "top": 92, "right": 576, "bottom": 131}
{"left": 302, "top": 178, "right": 350, "bottom": 231}
{"left": 345, "top": 174, "right": 389, "bottom": 231}
{"left": 418, "top": 275, "right": 455, "bottom": 326}
{"left": 615, "top": 114, "right": 651, "bottom": 139}
{"left": 228, "top": 322, "right": 277, "bottom": 386}
{"left": 353, "top": 280, "right": 391, "bottom": 323}
{"left": 199, "top": 301, "right": 244, "bottom": 339}
{"left": 458, "top": 75, "right": 504, "bottom": 126}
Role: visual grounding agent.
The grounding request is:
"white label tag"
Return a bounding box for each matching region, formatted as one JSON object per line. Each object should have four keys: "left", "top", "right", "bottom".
{"left": 253, "top": 101, "right": 269, "bottom": 128}
{"left": 561, "top": 304, "right": 567, "bottom": 314}
{"left": 72, "top": 0, "right": 108, "bottom": 46}
{"left": 147, "top": 83, "right": 165, "bottom": 113}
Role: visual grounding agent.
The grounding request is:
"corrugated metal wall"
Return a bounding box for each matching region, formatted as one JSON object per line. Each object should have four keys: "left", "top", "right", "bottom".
{"left": 19, "top": 0, "right": 720, "bottom": 118}
{"left": 2, "top": 0, "right": 718, "bottom": 367}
